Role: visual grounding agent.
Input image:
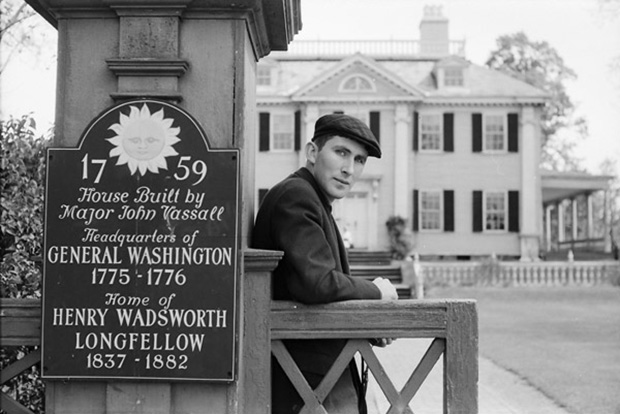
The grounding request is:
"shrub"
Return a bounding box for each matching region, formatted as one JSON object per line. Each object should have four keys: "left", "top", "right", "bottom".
{"left": 386, "top": 215, "right": 414, "bottom": 260}
{"left": 1, "top": 114, "right": 50, "bottom": 414}
{"left": 1, "top": 115, "right": 49, "bottom": 297}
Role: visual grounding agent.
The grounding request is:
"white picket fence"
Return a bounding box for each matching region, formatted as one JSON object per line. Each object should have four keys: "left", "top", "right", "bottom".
{"left": 418, "top": 260, "right": 620, "bottom": 287}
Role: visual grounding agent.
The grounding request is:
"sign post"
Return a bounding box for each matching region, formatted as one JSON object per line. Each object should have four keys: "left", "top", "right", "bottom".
{"left": 42, "top": 99, "right": 239, "bottom": 381}
{"left": 24, "top": 0, "right": 300, "bottom": 411}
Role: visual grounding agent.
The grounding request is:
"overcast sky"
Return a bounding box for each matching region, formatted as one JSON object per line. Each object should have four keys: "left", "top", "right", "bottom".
{"left": 294, "top": 0, "right": 620, "bottom": 175}
{"left": 2, "top": 0, "right": 619, "bottom": 174}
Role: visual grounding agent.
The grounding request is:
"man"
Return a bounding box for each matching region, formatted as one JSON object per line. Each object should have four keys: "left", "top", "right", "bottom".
{"left": 252, "top": 114, "right": 398, "bottom": 413}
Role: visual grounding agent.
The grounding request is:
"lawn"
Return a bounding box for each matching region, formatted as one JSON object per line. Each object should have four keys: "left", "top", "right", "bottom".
{"left": 427, "top": 286, "right": 620, "bottom": 414}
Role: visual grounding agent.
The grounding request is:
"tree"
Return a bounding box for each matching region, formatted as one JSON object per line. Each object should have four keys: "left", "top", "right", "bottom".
{"left": 486, "top": 32, "right": 587, "bottom": 171}
{"left": 0, "top": 0, "right": 55, "bottom": 75}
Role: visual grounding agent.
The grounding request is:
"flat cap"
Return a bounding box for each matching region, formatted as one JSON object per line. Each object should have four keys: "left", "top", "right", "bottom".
{"left": 312, "top": 114, "right": 381, "bottom": 158}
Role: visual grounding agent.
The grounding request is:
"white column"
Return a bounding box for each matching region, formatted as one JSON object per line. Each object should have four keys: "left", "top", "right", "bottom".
{"left": 571, "top": 198, "right": 578, "bottom": 241}
{"left": 519, "top": 107, "right": 540, "bottom": 260}
{"left": 604, "top": 189, "right": 612, "bottom": 253}
{"left": 545, "top": 205, "right": 552, "bottom": 251}
{"left": 300, "top": 104, "right": 319, "bottom": 167}
{"left": 394, "top": 104, "right": 411, "bottom": 218}
{"left": 587, "top": 193, "right": 594, "bottom": 240}
{"left": 557, "top": 201, "right": 565, "bottom": 243}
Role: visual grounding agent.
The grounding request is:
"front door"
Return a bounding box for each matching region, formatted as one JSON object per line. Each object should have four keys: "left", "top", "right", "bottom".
{"left": 334, "top": 191, "right": 369, "bottom": 249}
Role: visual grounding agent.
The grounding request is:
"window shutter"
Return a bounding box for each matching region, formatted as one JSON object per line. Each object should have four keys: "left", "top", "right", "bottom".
{"left": 444, "top": 190, "right": 454, "bottom": 232}
{"left": 259, "top": 112, "right": 270, "bottom": 152}
{"left": 294, "top": 110, "right": 301, "bottom": 151}
{"left": 413, "top": 190, "right": 419, "bottom": 231}
{"left": 443, "top": 113, "right": 454, "bottom": 152}
{"left": 472, "top": 113, "right": 482, "bottom": 153}
{"left": 508, "top": 190, "right": 520, "bottom": 232}
{"left": 258, "top": 189, "right": 269, "bottom": 207}
{"left": 472, "top": 190, "right": 483, "bottom": 232}
{"left": 413, "top": 111, "right": 419, "bottom": 151}
{"left": 508, "top": 113, "right": 519, "bottom": 153}
{"left": 370, "top": 111, "right": 380, "bottom": 143}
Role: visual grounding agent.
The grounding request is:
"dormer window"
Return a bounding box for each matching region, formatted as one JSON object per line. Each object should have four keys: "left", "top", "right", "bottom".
{"left": 444, "top": 67, "right": 464, "bottom": 87}
{"left": 434, "top": 56, "right": 468, "bottom": 89}
{"left": 257, "top": 66, "right": 273, "bottom": 86}
{"left": 339, "top": 74, "right": 375, "bottom": 93}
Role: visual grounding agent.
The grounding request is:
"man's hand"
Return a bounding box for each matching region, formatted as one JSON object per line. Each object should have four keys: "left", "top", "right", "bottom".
{"left": 370, "top": 338, "right": 395, "bottom": 347}
{"left": 372, "top": 277, "right": 398, "bottom": 300}
{"left": 370, "top": 278, "right": 397, "bottom": 348}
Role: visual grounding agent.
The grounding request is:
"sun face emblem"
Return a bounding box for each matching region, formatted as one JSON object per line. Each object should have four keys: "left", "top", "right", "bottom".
{"left": 107, "top": 104, "right": 180, "bottom": 176}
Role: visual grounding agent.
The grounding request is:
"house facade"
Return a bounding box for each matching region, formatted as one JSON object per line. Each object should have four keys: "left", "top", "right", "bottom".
{"left": 255, "top": 6, "right": 550, "bottom": 260}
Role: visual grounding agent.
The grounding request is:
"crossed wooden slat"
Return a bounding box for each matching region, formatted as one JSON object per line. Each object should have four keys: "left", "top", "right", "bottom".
{"left": 272, "top": 338, "right": 445, "bottom": 414}
{"left": 0, "top": 348, "right": 41, "bottom": 414}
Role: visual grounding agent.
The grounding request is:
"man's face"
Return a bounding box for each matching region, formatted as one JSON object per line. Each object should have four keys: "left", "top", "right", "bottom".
{"left": 307, "top": 135, "right": 369, "bottom": 203}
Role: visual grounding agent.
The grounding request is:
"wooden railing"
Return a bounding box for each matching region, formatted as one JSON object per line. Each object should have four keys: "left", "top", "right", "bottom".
{"left": 419, "top": 260, "right": 620, "bottom": 287}
{"left": 0, "top": 298, "right": 41, "bottom": 414}
{"left": 1, "top": 299, "right": 479, "bottom": 414}
{"left": 271, "top": 299, "right": 478, "bottom": 414}
{"left": 2, "top": 250, "right": 480, "bottom": 414}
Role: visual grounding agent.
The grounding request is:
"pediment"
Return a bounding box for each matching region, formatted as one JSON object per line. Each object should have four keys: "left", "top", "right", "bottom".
{"left": 292, "top": 53, "right": 425, "bottom": 101}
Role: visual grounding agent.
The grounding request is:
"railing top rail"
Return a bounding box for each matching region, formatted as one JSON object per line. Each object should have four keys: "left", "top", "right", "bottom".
{"left": 1, "top": 298, "right": 41, "bottom": 346}
{"left": 271, "top": 299, "right": 476, "bottom": 340}
{"left": 271, "top": 39, "right": 467, "bottom": 58}
{"left": 420, "top": 260, "right": 619, "bottom": 267}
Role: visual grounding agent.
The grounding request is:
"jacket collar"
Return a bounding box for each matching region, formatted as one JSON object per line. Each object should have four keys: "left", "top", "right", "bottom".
{"left": 293, "top": 167, "right": 332, "bottom": 213}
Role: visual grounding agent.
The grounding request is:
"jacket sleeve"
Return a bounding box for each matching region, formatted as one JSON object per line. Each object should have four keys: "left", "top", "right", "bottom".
{"left": 270, "top": 185, "right": 381, "bottom": 304}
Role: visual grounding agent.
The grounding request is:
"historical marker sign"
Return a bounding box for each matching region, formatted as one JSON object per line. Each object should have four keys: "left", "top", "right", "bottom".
{"left": 41, "top": 99, "right": 239, "bottom": 381}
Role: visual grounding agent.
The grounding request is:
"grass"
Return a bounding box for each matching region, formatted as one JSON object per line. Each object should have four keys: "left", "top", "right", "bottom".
{"left": 427, "top": 286, "right": 620, "bottom": 414}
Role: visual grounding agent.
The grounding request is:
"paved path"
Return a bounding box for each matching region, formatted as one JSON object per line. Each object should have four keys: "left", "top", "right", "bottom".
{"left": 365, "top": 339, "right": 571, "bottom": 414}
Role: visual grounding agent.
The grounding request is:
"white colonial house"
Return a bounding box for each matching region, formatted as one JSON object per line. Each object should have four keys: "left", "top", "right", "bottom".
{"left": 255, "top": 6, "right": 612, "bottom": 261}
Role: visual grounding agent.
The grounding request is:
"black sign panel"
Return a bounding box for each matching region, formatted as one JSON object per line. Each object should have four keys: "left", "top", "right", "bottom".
{"left": 42, "top": 100, "right": 239, "bottom": 381}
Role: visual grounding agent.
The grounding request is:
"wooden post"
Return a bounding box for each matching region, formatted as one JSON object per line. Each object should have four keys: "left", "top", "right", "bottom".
{"left": 444, "top": 300, "right": 478, "bottom": 414}
{"left": 239, "top": 249, "right": 283, "bottom": 413}
{"left": 25, "top": 1, "right": 299, "bottom": 413}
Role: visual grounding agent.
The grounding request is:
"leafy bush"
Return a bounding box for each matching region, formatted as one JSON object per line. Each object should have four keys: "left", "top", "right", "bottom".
{"left": 1, "top": 115, "right": 49, "bottom": 298}
{"left": 1, "top": 114, "right": 50, "bottom": 414}
{"left": 386, "top": 215, "right": 414, "bottom": 260}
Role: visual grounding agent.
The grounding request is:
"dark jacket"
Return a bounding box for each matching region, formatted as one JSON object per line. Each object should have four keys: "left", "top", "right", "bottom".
{"left": 252, "top": 167, "right": 380, "bottom": 375}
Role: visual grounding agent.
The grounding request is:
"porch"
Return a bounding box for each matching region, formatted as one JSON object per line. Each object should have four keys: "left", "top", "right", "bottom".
{"left": 541, "top": 170, "right": 614, "bottom": 257}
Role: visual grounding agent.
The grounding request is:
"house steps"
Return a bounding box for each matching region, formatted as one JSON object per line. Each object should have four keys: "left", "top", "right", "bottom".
{"left": 348, "top": 250, "right": 412, "bottom": 299}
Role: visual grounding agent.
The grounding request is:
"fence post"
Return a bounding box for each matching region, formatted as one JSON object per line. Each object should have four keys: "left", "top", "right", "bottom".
{"left": 413, "top": 253, "right": 424, "bottom": 299}
{"left": 444, "top": 300, "right": 478, "bottom": 414}
{"left": 238, "top": 249, "right": 282, "bottom": 413}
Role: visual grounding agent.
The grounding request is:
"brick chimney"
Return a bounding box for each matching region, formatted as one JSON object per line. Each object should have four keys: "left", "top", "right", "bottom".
{"left": 419, "top": 5, "right": 449, "bottom": 57}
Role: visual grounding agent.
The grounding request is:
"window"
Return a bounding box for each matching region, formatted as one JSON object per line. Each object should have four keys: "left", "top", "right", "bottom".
{"left": 419, "top": 114, "right": 442, "bottom": 151}
{"left": 257, "top": 66, "right": 272, "bottom": 86}
{"left": 485, "top": 191, "right": 506, "bottom": 231}
{"left": 484, "top": 114, "right": 506, "bottom": 151}
{"left": 420, "top": 191, "right": 442, "bottom": 231}
{"left": 259, "top": 111, "right": 301, "bottom": 152}
{"left": 444, "top": 68, "right": 464, "bottom": 87}
{"left": 271, "top": 114, "right": 294, "bottom": 151}
{"left": 339, "top": 74, "right": 375, "bottom": 92}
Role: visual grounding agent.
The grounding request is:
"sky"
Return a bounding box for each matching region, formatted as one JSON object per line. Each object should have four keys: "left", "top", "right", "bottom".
{"left": 2, "top": 0, "right": 619, "bottom": 175}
